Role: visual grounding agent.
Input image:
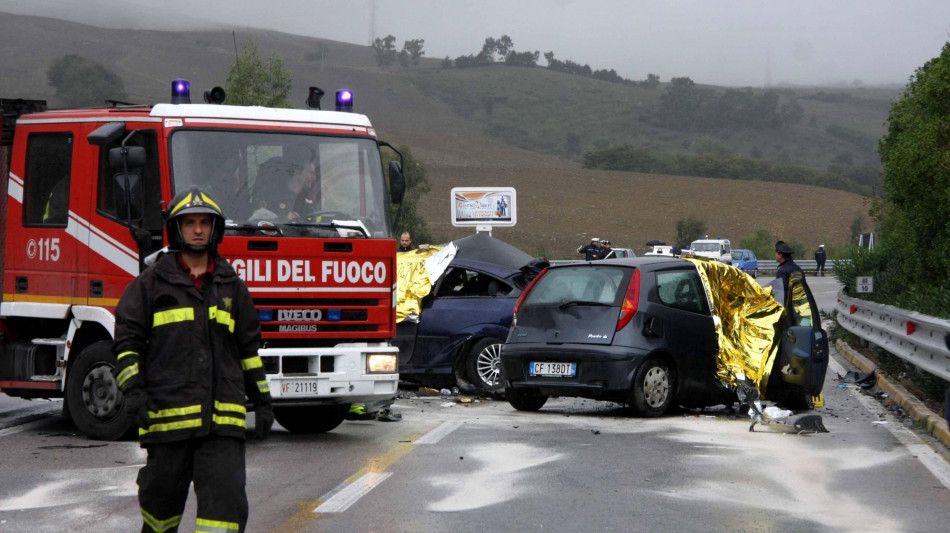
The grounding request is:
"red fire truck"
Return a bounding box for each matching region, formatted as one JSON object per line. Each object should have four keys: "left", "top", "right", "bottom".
{"left": 0, "top": 82, "right": 405, "bottom": 439}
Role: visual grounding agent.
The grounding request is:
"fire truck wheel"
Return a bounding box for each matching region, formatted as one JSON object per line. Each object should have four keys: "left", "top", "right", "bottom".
{"left": 273, "top": 404, "right": 348, "bottom": 433}
{"left": 465, "top": 338, "right": 505, "bottom": 392}
{"left": 65, "top": 341, "right": 131, "bottom": 441}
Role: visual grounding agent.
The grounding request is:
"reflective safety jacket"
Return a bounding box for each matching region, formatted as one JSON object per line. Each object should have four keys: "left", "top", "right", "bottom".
{"left": 113, "top": 252, "right": 271, "bottom": 444}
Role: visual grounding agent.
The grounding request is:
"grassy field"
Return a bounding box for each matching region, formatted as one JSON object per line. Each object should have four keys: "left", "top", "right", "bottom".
{"left": 0, "top": 12, "right": 880, "bottom": 259}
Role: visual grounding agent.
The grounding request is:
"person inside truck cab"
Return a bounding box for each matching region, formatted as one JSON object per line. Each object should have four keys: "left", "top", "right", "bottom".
{"left": 250, "top": 154, "right": 318, "bottom": 221}
{"left": 42, "top": 177, "right": 69, "bottom": 224}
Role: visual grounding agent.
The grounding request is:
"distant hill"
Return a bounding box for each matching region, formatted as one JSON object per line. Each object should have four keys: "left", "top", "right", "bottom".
{"left": 0, "top": 12, "right": 876, "bottom": 258}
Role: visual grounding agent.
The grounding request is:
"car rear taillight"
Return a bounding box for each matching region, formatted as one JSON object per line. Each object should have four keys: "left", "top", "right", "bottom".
{"left": 512, "top": 268, "right": 548, "bottom": 327}
{"left": 616, "top": 269, "right": 640, "bottom": 331}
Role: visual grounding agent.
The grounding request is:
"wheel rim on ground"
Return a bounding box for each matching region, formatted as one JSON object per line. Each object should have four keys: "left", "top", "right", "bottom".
{"left": 82, "top": 364, "right": 120, "bottom": 419}
{"left": 475, "top": 343, "right": 502, "bottom": 387}
{"left": 642, "top": 366, "right": 670, "bottom": 408}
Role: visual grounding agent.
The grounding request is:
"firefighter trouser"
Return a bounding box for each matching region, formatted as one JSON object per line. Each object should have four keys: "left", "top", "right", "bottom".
{"left": 137, "top": 436, "right": 248, "bottom": 533}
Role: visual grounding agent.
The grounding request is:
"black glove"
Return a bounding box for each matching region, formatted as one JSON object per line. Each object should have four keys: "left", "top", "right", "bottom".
{"left": 254, "top": 404, "right": 274, "bottom": 440}
{"left": 123, "top": 388, "right": 150, "bottom": 429}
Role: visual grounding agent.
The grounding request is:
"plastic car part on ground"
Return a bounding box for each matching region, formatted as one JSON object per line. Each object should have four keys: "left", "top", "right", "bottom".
{"left": 686, "top": 257, "right": 784, "bottom": 398}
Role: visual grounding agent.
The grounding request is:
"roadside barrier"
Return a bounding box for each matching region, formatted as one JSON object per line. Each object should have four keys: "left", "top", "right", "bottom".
{"left": 836, "top": 291, "right": 950, "bottom": 382}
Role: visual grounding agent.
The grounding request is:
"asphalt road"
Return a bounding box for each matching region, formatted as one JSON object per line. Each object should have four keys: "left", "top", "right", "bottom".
{"left": 1, "top": 276, "right": 949, "bottom": 532}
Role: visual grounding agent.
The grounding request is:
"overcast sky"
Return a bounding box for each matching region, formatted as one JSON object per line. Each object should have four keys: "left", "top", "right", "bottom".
{"left": 4, "top": 0, "right": 950, "bottom": 87}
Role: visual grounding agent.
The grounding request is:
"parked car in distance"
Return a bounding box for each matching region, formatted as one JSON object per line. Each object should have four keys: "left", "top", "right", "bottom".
{"left": 394, "top": 233, "right": 546, "bottom": 391}
{"left": 731, "top": 249, "right": 758, "bottom": 278}
{"left": 612, "top": 247, "right": 636, "bottom": 258}
{"left": 643, "top": 245, "right": 673, "bottom": 256}
{"left": 501, "top": 257, "right": 828, "bottom": 416}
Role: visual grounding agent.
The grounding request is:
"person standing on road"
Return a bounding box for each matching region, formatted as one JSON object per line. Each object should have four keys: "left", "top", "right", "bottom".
{"left": 814, "top": 244, "right": 827, "bottom": 276}
{"left": 398, "top": 231, "right": 415, "bottom": 252}
{"left": 775, "top": 240, "right": 804, "bottom": 297}
{"left": 114, "top": 188, "right": 273, "bottom": 533}
{"left": 600, "top": 239, "right": 616, "bottom": 259}
{"left": 577, "top": 237, "right": 602, "bottom": 260}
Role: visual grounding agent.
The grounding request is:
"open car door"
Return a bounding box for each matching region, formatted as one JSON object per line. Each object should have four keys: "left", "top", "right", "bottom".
{"left": 771, "top": 271, "right": 829, "bottom": 407}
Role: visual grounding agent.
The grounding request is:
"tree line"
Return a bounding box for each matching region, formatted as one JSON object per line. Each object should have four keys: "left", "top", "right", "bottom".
{"left": 659, "top": 77, "right": 804, "bottom": 131}
{"left": 581, "top": 143, "right": 873, "bottom": 196}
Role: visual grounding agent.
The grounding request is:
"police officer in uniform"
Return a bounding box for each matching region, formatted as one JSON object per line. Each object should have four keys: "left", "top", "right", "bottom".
{"left": 775, "top": 240, "right": 804, "bottom": 298}
{"left": 814, "top": 244, "right": 827, "bottom": 276}
{"left": 577, "top": 237, "right": 602, "bottom": 261}
{"left": 114, "top": 188, "right": 274, "bottom": 533}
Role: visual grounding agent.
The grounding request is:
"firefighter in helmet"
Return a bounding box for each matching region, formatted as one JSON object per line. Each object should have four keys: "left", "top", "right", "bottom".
{"left": 113, "top": 187, "right": 273, "bottom": 533}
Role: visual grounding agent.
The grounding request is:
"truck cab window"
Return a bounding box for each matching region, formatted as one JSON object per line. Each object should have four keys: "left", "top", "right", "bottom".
{"left": 96, "top": 130, "right": 163, "bottom": 236}
{"left": 23, "top": 133, "right": 72, "bottom": 227}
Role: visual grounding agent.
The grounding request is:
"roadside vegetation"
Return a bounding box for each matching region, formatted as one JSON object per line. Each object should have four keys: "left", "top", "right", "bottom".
{"left": 835, "top": 41, "right": 950, "bottom": 319}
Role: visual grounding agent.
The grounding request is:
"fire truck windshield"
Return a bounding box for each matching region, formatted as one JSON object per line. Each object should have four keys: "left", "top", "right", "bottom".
{"left": 169, "top": 130, "right": 393, "bottom": 238}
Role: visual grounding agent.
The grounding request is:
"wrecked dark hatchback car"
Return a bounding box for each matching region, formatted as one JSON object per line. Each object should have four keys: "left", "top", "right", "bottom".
{"left": 394, "top": 233, "right": 546, "bottom": 391}
{"left": 500, "top": 256, "right": 828, "bottom": 416}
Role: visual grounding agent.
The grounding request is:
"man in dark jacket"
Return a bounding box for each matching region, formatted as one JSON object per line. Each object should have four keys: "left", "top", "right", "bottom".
{"left": 398, "top": 231, "right": 415, "bottom": 252}
{"left": 814, "top": 244, "right": 827, "bottom": 276}
{"left": 775, "top": 240, "right": 804, "bottom": 298}
{"left": 600, "top": 239, "right": 616, "bottom": 259}
{"left": 114, "top": 188, "right": 273, "bottom": 533}
{"left": 577, "top": 237, "right": 602, "bottom": 260}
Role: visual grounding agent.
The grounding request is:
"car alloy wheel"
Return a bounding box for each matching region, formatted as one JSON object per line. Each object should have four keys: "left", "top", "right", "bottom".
{"left": 466, "top": 337, "right": 505, "bottom": 390}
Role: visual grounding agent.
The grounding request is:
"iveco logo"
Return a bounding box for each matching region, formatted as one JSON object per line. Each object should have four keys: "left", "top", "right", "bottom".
{"left": 278, "top": 309, "right": 323, "bottom": 321}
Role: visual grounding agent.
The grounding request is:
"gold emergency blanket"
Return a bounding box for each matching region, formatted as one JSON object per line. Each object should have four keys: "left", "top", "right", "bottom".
{"left": 685, "top": 258, "right": 784, "bottom": 398}
{"left": 395, "top": 247, "right": 443, "bottom": 323}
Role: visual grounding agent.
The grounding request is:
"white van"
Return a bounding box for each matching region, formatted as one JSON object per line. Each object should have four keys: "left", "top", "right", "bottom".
{"left": 688, "top": 238, "right": 732, "bottom": 263}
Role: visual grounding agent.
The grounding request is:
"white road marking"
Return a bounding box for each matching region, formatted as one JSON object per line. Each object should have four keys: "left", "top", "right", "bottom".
{"left": 314, "top": 472, "right": 392, "bottom": 513}
{"left": 312, "top": 419, "right": 467, "bottom": 514}
{"left": 828, "top": 357, "right": 950, "bottom": 489}
{"left": 415, "top": 420, "right": 465, "bottom": 444}
{"left": 0, "top": 419, "right": 54, "bottom": 438}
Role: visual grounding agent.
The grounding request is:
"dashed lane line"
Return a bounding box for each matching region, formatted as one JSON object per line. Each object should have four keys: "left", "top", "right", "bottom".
{"left": 269, "top": 419, "right": 467, "bottom": 533}
{"left": 313, "top": 472, "right": 393, "bottom": 513}
{"left": 414, "top": 420, "right": 465, "bottom": 444}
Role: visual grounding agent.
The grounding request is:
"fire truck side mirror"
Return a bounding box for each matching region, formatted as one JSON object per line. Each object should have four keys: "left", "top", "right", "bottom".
{"left": 389, "top": 161, "right": 405, "bottom": 204}
{"left": 108, "top": 146, "right": 146, "bottom": 169}
{"left": 114, "top": 171, "right": 145, "bottom": 222}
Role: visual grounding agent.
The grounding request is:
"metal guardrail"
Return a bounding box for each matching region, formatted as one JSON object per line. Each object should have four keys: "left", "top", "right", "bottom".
{"left": 836, "top": 291, "right": 950, "bottom": 382}
{"left": 757, "top": 260, "right": 830, "bottom": 271}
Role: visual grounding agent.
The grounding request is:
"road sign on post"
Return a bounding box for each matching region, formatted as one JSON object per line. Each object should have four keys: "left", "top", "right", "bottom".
{"left": 856, "top": 276, "right": 874, "bottom": 293}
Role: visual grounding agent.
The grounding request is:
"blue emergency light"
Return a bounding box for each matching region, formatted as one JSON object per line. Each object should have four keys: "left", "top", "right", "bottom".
{"left": 335, "top": 89, "right": 353, "bottom": 112}
{"left": 171, "top": 79, "right": 191, "bottom": 104}
{"left": 327, "top": 309, "right": 342, "bottom": 321}
{"left": 258, "top": 309, "right": 274, "bottom": 322}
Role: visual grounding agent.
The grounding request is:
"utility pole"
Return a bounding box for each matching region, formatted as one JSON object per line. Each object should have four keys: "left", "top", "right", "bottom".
{"left": 369, "top": 0, "right": 377, "bottom": 45}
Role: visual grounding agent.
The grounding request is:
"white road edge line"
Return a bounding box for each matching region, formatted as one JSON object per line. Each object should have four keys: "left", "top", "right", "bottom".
{"left": 415, "top": 420, "right": 464, "bottom": 444}
{"left": 314, "top": 472, "right": 393, "bottom": 513}
{"left": 0, "top": 418, "right": 56, "bottom": 438}
{"left": 829, "top": 356, "right": 950, "bottom": 489}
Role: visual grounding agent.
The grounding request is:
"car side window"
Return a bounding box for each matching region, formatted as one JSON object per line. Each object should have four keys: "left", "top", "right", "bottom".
{"left": 656, "top": 271, "right": 708, "bottom": 314}
{"left": 436, "top": 268, "right": 511, "bottom": 298}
